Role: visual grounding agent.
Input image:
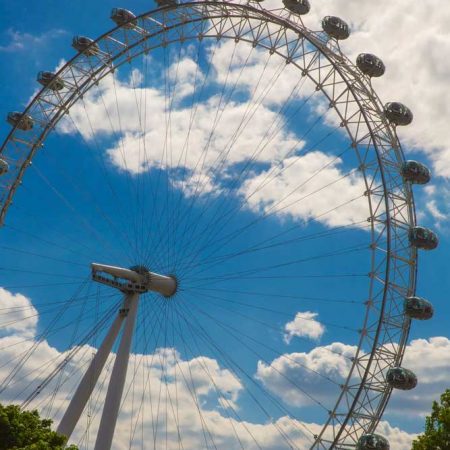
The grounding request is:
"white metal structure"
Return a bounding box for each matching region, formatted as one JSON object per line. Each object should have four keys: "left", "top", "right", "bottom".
{"left": 0, "top": 1, "right": 437, "bottom": 449}
{"left": 57, "top": 264, "right": 176, "bottom": 447}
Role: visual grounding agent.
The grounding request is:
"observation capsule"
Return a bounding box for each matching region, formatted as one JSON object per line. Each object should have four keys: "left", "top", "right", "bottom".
{"left": 404, "top": 296, "right": 433, "bottom": 320}
{"left": 401, "top": 160, "right": 431, "bottom": 185}
{"left": 356, "top": 434, "right": 390, "bottom": 450}
{"left": 409, "top": 226, "right": 438, "bottom": 250}
{"left": 384, "top": 102, "right": 413, "bottom": 126}
{"left": 72, "top": 36, "right": 100, "bottom": 56}
{"left": 356, "top": 53, "right": 385, "bottom": 78}
{"left": 111, "top": 8, "right": 137, "bottom": 29}
{"left": 155, "top": 0, "right": 178, "bottom": 6}
{"left": 322, "top": 16, "right": 350, "bottom": 40}
{"left": 37, "top": 71, "right": 65, "bottom": 91}
{"left": 386, "top": 367, "right": 417, "bottom": 390}
{"left": 7, "top": 112, "right": 34, "bottom": 131}
{"left": 0, "top": 158, "right": 9, "bottom": 175}
{"left": 283, "top": 0, "right": 310, "bottom": 15}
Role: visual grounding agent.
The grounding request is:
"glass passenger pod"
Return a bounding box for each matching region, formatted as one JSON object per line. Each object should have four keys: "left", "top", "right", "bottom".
{"left": 401, "top": 160, "right": 431, "bottom": 184}
{"left": 111, "top": 8, "right": 137, "bottom": 29}
{"left": 409, "top": 226, "right": 438, "bottom": 250}
{"left": 282, "top": 0, "right": 310, "bottom": 15}
{"left": 0, "top": 158, "right": 9, "bottom": 175}
{"left": 356, "top": 434, "right": 390, "bottom": 450}
{"left": 386, "top": 367, "right": 417, "bottom": 390}
{"left": 322, "top": 16, "right": 350, "bottom": 40}
{"left": 356, "top": 53, "right": 385, "bottom": 78}
{"left": 7, "top": 112, "right": 34, "bottom": 131}
{"left": 404, "top": 296, "right": 434, "bottom": 320}
{"left": 155, "top": 0, "right": 178, "bottom": 7}
{"left": 37, "top": 71, "right": 65, "bottom": 91}
{"left": 384, "top": 102, "right": 413, "bottom": 126}
{"left": 72, "top": 36, "right": 100, "bottom": 56}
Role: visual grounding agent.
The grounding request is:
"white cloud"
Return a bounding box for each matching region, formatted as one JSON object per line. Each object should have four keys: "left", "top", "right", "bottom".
{"left": 421, "top": 184, "right": 449, "bottom": 230}
{"left": 240, "top": 151, "right": 368, "bottom": 227}
{"left": 209, "top": 39, "right": 316, "bottom": 107}
{"left": 414, "top": 182, "right": 449, "bottom": 230}
{"left": 104, "top": 94, "right": 300, "bottom": 177}
{"left": 0, "top": 287, "right": 38, "bottom": 338}
{"left": 377, "top": 421, "right": 418, "bottom": 450}
{"left": 0, "top": 28, "right": 67, "bottom": 53}
{"left": 0, "top": 294, "right": 316, "bottom": 449}
{"left": 294, "top": 0, "right": 450, "bottom": 224}
{"left": 386, "top": 337, "right": 450, "bottom": 421}
{"left": 256, "top": 342, "right": 356, "bottom": 407}
{"left": 256, "top": 334, "right": 450, "bottom": 442}
{"left": 259, "top": 0, "right": 450, "bottom": 226}
{"left": 56, "top": 32, "right": 381, "bottom": 229}
{"left": 168, "top": 50, "right": 204, "bottom": 100}
{"left": 427, "top": 199, "right": 447, "bottom": 222}
{"left": 283, "top": 311, "right": 325, "bottom": 343}
{"left": 0, "top": 333, "right": 322, "bottom": 449}
{"left": 0, "top": 288, "right": 426, "bottom": 449}
{"left": 59, "top": 56, "right": 301, "bottom": 177}
{"left": 293, "top": 0, "right": 450, "bottom": 173}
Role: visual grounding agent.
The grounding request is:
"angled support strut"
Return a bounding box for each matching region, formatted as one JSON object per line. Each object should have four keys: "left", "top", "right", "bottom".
{"left": 57, "top": 263, "right": 175, "bottom": 449}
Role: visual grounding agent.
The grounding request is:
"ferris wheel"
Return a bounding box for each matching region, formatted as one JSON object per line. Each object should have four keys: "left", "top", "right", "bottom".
{"left": 0, "top": 0, "right": 438, "bottom": 449}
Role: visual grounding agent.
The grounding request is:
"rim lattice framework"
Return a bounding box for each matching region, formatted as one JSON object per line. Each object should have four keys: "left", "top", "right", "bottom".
{"left": 0, "top": 1, "right": 416, "bottom": 448}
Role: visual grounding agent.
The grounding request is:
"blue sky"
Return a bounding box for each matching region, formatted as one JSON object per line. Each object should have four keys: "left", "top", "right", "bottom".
{"left": 0, "top": 0, "right": 448, "bottom": 449}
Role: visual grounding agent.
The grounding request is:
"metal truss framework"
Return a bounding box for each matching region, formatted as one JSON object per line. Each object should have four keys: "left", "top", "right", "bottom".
{"left": 0, "top": 1, "right": 416, "bottom": 448}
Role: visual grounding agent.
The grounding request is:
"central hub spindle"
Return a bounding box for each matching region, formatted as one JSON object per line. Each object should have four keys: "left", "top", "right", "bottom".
{"left": 91, "top": 262, "right": 177, "bottom": 297}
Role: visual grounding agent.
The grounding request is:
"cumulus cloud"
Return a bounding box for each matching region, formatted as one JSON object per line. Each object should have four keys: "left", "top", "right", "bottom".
{"left": 259, "top": 0, "right": 450, "bottom": 226}
{"left": 256, "top": 342, "right": 357, "bottom": 407}
{"left": 0, "top": 287, "right": 38, "bottom": 338}
{"left": 427, "top": 199, "right": 447, "bottom": 222}
{"left": 0, "top": 332, "right": 321, "bottom": 449}
{"left": 386, "top": 337, "right": 450, "bottom": 420}
{"left": 283, "top": 311, "right": 325, "bottom": 343}
{"left": 255, "top": 334, "right": 450, "bottom": 442}
{"left": 104, "top": 95, "right": 300, "bottom": 177}
{"left": 242, "top": 0, "right": 450, "bottom": 227}
{"left": 418, "top": 184, "right": 449, "bottom": 230}
{"left": 296, "top": 0, "right": 450, "bottom": 222}
{"left": 241, "top": 151, "right": 368, "bottom": 227}
{"left": 0, "top": 28, "right": 67, "bottom": 53}
{"left": 0, "top": 288, "right": 317, "bottom": 449}
{"left": 59, "top": 44, "right": 373, "bottom": 228}
{"left": 377, "top": 421, "right": 418, "bottom": 450}
{"left": 280, "top": 0, "right": 450, "bottom": 171}
{"left": 59, "top": 56, "right": 301, "bottom": 179}
{"left": 208, "top": 39, "right": 316, "bottom": 108}
{"left": 54, "top": 23, "right": 393, "bottom": 230}
{"left": 0, "top": 288, "right": 425, "bottom": 449}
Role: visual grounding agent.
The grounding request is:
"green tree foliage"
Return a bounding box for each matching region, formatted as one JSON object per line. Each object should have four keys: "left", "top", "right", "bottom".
{"left": 412, "top": 389, "right": 450, "bottom": 450}
{"left": 0, "top": 403, "right": 78, "bottom": 450}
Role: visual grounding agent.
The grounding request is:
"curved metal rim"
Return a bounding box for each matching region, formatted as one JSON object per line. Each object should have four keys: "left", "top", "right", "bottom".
{"left": 0, "top": 2, "right": 416, "bottom": 448}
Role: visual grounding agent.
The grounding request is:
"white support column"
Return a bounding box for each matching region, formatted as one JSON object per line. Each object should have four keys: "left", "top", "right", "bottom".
{"left": 94, "top": 292, "right": 140, "bottom": 450}
{"left": 57, "top": 297, "right": 131, "bottom": 439}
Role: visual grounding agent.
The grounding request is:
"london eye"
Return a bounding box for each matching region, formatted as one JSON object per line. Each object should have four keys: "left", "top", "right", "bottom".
{"left": 0, "top": 1, "right": 438, "bottom": 448}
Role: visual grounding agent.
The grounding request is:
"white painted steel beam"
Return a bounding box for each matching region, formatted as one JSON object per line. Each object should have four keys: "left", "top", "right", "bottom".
{"left": 94, "top": 292, "right": 140, "bottom": 450}
{"left": 91, "top": 262, "right": 177, "bottom": 297}
{"left": 56, "top": 296, "right": 130, "bottom": 439}
{"left": 58, "top": 262, "right": 175, "bottom": 447}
